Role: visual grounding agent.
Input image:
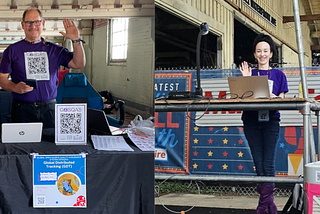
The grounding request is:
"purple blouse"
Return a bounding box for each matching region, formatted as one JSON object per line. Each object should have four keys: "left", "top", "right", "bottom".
{"left": 242, "top": 68, "right": 289, "bottom": 122}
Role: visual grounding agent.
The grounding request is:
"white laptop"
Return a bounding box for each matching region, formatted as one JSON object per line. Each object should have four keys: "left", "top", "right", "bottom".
{"left": 227, "top": 76, "right": 270, "bottom": 99}
{"left": 1, "top": 123, "right": 43, "bottom": 143}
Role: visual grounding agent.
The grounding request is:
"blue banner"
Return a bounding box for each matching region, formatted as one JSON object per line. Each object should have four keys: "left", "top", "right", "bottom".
{"left": 155, "top": 72, "right": 195, "bottom": 173}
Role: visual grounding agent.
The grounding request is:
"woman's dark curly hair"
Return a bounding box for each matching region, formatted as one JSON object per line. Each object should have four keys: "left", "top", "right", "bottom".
{"left": 252, "top": 33, "right": 278, "bottom": 63}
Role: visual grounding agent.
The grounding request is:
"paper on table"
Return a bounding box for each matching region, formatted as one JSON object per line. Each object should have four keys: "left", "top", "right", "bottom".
{"left": 91, "top": 135, "right": 134, "bottom": 151}
{"left": 109, "top": 126, "right": 128, "bottom": 135}
{"left": 127, "top": 133, "right": 154, "bottom": 151}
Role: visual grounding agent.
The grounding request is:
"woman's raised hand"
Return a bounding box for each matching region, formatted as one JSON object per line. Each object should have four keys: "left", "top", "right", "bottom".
{"left": 239, "top": 61, "right": 252, "bottom": 76}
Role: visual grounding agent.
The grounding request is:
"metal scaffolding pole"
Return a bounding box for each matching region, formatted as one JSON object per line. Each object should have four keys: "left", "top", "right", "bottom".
{"left": 155, "top": 174, "right": 303, "bottom": 183}
{"left": 292, "top": 0, "right": 317, "bottom": 163}
{"left": 292, "top": 1, "right": 308, "bottom": 99}
{"left": 155, "top": 100, "right": 320, "bottom": 112}
{"left": 289, "top": 1, "right": 316, "bottom": 212}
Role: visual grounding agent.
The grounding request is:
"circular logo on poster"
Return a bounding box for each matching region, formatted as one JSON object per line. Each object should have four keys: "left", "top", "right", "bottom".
{"left": 56, "top": 173, "right": 81, "bottom": 196}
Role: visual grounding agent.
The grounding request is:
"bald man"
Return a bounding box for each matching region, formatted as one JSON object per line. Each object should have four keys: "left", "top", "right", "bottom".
{"left": 0, "top": 7, "right": 85, "bottom": 128}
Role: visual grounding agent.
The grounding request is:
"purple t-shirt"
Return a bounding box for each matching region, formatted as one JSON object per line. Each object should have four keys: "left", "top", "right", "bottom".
{"left": 242, "top": 68, "right": 289, "bottom": 122}
{"left": 0, "top": 40, "right": 73, "bottom": 102}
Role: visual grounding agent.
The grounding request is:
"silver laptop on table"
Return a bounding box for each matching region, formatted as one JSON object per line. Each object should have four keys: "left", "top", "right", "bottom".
{"left": 1, "top": 123, "right": 43, "bottom": 143}
{"left": 227, "top": 76, "right": 270, "bottom": 99}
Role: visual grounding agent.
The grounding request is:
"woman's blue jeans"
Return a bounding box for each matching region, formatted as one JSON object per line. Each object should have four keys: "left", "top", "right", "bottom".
{"left": 243, "top": 120, "right": 280, "bottom": 177}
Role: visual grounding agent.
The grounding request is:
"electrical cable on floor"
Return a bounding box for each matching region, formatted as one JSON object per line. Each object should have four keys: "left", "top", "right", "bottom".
{"left": 155, "top": 176, "right": 201, "bottom": 213}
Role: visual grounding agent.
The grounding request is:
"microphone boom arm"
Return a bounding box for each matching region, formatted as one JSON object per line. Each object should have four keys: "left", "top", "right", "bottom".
{"left": 195, "top": 22, "right": 209, "bottom": 97}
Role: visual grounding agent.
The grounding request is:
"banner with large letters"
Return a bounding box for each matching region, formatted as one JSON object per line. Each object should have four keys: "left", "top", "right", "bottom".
{"left": 155, "top": 72, "right": 195, "bottom": 173}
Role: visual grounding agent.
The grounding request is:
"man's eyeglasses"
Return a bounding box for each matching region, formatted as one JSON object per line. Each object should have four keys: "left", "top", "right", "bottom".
{"left": 24, "top": 19, "right": 42, "bottom": 27}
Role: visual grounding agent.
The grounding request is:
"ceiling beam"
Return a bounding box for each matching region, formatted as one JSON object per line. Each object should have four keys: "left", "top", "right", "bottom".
{"left": 283, "top": 14, "right": 320, "bottom": 23}
{"left": 0, "top": 7, "right": 154, "bottom": 20}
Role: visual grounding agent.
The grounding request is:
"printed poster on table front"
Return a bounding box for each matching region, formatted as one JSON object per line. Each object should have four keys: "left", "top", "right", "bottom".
{"left": 33, "top": 154, "right": 86, "bottom": 208}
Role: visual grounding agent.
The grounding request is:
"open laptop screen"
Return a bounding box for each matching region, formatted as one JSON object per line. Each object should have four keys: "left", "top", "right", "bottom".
{"left": 227, "top": 76, "right": 270, "bottom": 99}
{"left": 87, "top": 108, "right": 112, "bottom": 135}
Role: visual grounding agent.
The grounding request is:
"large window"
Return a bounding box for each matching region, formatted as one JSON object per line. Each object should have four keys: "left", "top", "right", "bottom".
{"left": 110, "top": 18, "right": 128, "bottom": 63}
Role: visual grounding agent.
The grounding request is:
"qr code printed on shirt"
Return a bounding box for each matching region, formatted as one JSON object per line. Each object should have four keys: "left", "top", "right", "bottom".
{"left": 60, "top": 113, "right": 82, "bottom": 134}
{"left": 27, "top": 56, "right": 48, "bottom": 74}
{"left": 36, "top": 196, "right": 46, "bottom": 205}
{"left": 24, "top": 52, "right": 50, "bottom": 80}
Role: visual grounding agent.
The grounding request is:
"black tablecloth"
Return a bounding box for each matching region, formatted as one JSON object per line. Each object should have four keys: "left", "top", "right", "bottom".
{"left": 0, "top": 137, "right": 154, "bottom": 214}
{"left": 0, "top": 90, "right": 12, "bottom": 123}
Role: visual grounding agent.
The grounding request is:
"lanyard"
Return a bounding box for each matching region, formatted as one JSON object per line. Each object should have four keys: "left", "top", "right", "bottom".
{"left": 257, "top": 69, "right": 270, "bottom": 78}
{"left": 24, "top": 37, "right": 49, "bottom": 46}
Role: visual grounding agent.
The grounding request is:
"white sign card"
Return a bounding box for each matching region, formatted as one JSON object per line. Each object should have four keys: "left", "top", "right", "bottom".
{"left": 33, "top": 154, "right": 86, "bottom": 208}
{"left": 55, "top": 104, "right": 87, "bottom": 145}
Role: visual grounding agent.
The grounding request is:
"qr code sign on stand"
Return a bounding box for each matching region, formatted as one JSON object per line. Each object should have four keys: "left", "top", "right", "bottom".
{"left": 36, "top": 196, "right": 46, "bottom": 205}
{"left": 55, "top": 104, "right": 87, "bottom": 145}
{"left": 60, "top": 113, "right": 82, "bottom": 134}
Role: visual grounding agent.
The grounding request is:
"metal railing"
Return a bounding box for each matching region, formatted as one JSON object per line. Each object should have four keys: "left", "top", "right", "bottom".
{"left": 155, "top": 98, "right": 320, "bottom": 212}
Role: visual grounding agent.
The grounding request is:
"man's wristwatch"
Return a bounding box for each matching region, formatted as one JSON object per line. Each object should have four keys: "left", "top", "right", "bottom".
{"left": 72, "top": 38, "right": 85, "bottom": 44}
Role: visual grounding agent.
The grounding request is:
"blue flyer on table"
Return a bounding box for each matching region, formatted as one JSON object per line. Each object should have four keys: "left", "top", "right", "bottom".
{"left": 33, "top": 154, "right": 86, "bottom": 208}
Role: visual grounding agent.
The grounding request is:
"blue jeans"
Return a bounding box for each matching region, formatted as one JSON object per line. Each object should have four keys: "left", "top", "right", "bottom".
{"left": 244, "top": 120, "right": 280, "bottom": 176}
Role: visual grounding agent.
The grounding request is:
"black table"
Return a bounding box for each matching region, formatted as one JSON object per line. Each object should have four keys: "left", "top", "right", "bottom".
{"left": 0, "top": 137, "right": 154, "bottom": 214}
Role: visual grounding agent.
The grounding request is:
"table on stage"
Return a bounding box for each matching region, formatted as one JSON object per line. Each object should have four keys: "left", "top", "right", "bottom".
{"left": 0, "top": 136, "right": 154, "bottom": 214}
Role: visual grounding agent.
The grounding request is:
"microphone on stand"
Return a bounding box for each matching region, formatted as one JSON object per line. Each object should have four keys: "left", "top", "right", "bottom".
{"left": 167, "top": 22, "right": 209, "bottom": 99}
{"left": 195, "top": 22, "right": 209, "bottom": 97}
